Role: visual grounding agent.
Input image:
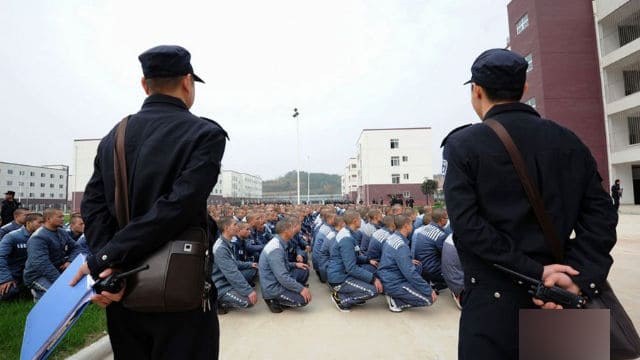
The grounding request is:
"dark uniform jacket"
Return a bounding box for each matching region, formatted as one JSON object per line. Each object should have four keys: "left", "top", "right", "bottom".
{"left": 0, "top": 200, "right": 20, "bottom": 226}
{"left": 81, "top": 94, "right": 227, "bottom": 278}
{"left": 443, "top": 102, "right": 617, "bottom": 358}
{"left": 443, "top": 102, "right": 616, "bottom": 299}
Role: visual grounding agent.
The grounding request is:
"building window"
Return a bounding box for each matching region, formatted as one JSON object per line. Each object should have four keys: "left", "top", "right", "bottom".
{"left": 50, "top": 174, "right": 54, "bottom": 178}
{"left": 59, "top": 194, "right": 64, "bottom": 198}
{"left": 29, "top": 193, "right": 34, "bottom": 197}
{"left": 403, "top": 174, "right": 409, "bottom": 180}
{"left": 59, "top": 184, "right": 64, "bottom": 189}
{"left": 7, "top": 169, "right": 13, "bottom": 175}
{"left": 59, "top": 175, "right": 63, "bottom": 179}
{"left": 50, "top": 193, "right": 54, "bottom": 198}
{"left": 19, "top": 192, "right": 24, "bottom": 197}
{"left": 623, "top": 70, "right": 640, "bottom": 96}
{"left": 40, "top": 193, "right": 45, "bottom": 198}
{"left": 629, "top": 116, "right": 640, "bottom": 145}
{"left": 525, "top": 53, "right": 533, "bottom": 72}
{"left": 30, "top": 171, "right": 35, "bottom": 176}
{"left": 525, "top": 97, "right": 536, "bottom": 109}
{"left": 6, "top": 181, "right": 12, "bottom": 186}
{"left": 40, "top": 183, "right": 45, "bottom": 188}
{"left": 41, "top": 173, "right": 45, "bottom": 177}
{"left": 18, "top": 182, "right": 24, "bottom": 186}
{"left": 29, "top": 182, "right": 35, "bottom": 187}
{"left": 351, "top": 164, "right": 356, "bottom": 169}
{"left": 402, "top": 156, "right": 408, "bottom": 162}
{"left": 516, "top": 13, "right": 529, "bottom": 35}
{"left": 391, "top": 156, "right": 400, "bottom": 167}
{"left": 50, "top": 184, "right": 55, "bottom": 188}
{"left": 403, "top": 191, "right": 411, "bottom": 198}
{"left": 390, "top": 138, "right": 399, "bottom": 149}
{"left": 619, "top": 18, "right": 640, "bottom": 47}
{"left": 351, "top": 174, "right": 357, "bottom": 178}
{"left": 19, "top": 171, "right": 25, "bottom": 176}
{"left": 392, "top": 174, "right": 400, "bottom": 184}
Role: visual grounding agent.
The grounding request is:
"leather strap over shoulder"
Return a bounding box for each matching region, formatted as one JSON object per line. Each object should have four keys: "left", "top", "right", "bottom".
{"left": 114, "top": 116, "right": 131, "bottom": 229}
{"left": 484, "top": 118, "right": 564, "bottom": 262}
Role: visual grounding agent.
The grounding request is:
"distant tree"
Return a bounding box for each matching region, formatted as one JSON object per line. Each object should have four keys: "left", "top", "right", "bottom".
{"left": 421, "top": 179, "right": 439, "bottom": 206}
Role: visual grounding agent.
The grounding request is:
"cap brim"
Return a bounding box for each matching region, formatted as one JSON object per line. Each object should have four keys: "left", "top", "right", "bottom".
{"left": 463, "top": 79, "right": 472, "bottom": 85}
{"left": 193, "top": 73, "right": 205, "bottom": 83}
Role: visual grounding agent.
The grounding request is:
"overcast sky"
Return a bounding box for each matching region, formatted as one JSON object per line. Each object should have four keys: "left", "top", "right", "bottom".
{"left": 1, "top": 1, "right": 510, "bottom": 180}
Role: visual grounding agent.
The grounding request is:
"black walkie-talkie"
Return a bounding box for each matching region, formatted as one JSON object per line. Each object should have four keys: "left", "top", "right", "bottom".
{"left": 493, "top": 264, "right": 586, "bottom": 309}
{"left": 93, "top": 264, "right": 149, "bottom": 294}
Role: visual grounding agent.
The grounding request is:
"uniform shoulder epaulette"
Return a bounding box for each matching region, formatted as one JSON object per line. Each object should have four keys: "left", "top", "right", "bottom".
{"left": 440, "top": 123, "right": 472, "bottom": 148}
{"left": 200, "top": 117, "right": 230, "bottom": 140}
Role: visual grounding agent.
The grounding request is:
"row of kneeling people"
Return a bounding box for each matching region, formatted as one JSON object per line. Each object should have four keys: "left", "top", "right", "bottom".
{"left": 0, "top": 208, "right": 88, "bottom": 302}
{"left": 211, "top": 207, "right": 464, "bottom": 314}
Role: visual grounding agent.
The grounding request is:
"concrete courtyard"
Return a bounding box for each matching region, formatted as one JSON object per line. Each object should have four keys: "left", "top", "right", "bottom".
{"left": 72, "top": 209, "right": 640, "bottom": 360}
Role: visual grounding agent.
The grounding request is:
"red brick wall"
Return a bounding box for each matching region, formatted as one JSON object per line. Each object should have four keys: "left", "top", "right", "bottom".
{"left": 508, "top": 0, "right": 609, "bottom": 188}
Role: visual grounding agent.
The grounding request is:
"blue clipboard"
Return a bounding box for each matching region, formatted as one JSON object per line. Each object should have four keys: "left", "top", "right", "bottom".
{"left": 20, "top": 255, "right": 95, "bottom": 360}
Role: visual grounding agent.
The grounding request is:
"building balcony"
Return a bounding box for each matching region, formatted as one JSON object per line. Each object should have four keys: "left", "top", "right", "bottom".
{"left": 598, "top": 1, "right": 640, "bottom": 56}
{"left": 610, "top": 144, "right": 640, "bottom": 165}
{"left": 606, "top": 90, "right": 640, "bottom": 115}
{"left": 601, "top": 36, "right": 640, "bottom": 69}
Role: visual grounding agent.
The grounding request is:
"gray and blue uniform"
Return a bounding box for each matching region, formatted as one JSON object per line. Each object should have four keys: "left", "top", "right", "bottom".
{"left": 24, "top": 226, "right": 81, "bottom": 299}
{"left": 413, "top": 215, "right": 424, "bottom": 230}
{"left": 366, "top": 227, "right": 393, "bottom": 262}
{"left": 246, "top": 228, "right": 269, "bottom": 262}
{"left": 312, "top": 222, "right": 332, "bottom": 271}
{"left": 212, "top": 236, "right": 255, "bottom": 309}
{"left": 0, "top": 227, "right": 32, "bottom": 300}
{"left": 75, "top": 235, "right": 92, "bottom": 257}
{"left": 230, "top": 236, "right": 257, "bottom": 284}
{"left": 65, "top": 228, "right": 83, "bottom": 241}
{"left": 317, "top": 229, "right": 337, "bottom": 282}
{"left": 0, "top": 221, "right": 21, "bottom": 240}
{"left": 378, "top": 232, "right": 433, "bottom": 309}
{"left": 441, "top": 234, "right": 464, "bottom": 296}
{"left": 326, "top": 227, "right": 378, "bottom": 308}
{"left": 231, "top": 236, "right": 247, "bottom": 262}
{"left": 411, "top": 222, "right": 447, "bottom": 286}
{"left": 258, "top": 236, "right": 308, "bottom": 308}
{"left": 358, "top": 221, "right": 377, "bottom": 253}
{"left": 287, "top": 232, "right": 308, "bottom": 263}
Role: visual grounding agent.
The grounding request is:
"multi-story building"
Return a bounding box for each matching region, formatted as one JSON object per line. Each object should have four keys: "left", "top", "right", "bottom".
{"left": 355, "top": 127, "right": 432, "bottom": 205}
{"left": 507, "top": 0, "right": 610, "bottom": 191}
{"left": 342, "top": 157, "right": 359, "bottom": 202}
{"left": 71, "top": 139, "right": 262, "bottom": 207}
{"left": 595, "top": 0, "right": 640, "bottom": 204}
{"left": 71, "top": 139, "right": 101, "bottom": 210}
{"left": 215, "top": 170, "right": 262, "bottom": 200}
{"left": 0, "top": 161, "right": 69, "bottom": 211}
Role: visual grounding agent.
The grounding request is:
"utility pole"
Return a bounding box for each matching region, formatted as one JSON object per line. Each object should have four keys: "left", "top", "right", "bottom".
{"left": 293, "top": 108, "right": 300, "bottom": 205}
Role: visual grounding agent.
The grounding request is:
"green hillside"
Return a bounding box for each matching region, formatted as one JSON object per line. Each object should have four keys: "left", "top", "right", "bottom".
{"left": 263, "top": 171, "right": 341, "bottom": 195}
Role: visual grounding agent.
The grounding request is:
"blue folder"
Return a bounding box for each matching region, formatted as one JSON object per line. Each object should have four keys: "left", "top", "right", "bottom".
{"left": 20, "top": 255, "right": 96, "bottom": 360}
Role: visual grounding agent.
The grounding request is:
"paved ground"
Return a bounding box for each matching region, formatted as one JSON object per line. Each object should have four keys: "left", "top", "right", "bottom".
{"left": 72, "top": 210, "right": 640, "bottom": 360}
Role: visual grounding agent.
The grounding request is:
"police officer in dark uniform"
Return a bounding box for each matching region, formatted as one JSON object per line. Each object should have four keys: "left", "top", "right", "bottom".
{"left": 442, "top": 48, "right": 617, "bottom": 359}
{"left": 71, "top": 45, "right": 227, "bottom": 359}
{"left": 1, "top": 191, "right": 21, "bottom": 226}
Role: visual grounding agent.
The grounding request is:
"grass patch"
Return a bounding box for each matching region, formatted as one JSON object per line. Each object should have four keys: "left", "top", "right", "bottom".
{"left": 0, "top": 298, "right": 107, "bottom": 360}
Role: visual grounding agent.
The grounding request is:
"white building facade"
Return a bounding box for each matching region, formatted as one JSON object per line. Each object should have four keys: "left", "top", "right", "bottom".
{"left": 355, "top": 127, "right": 432, "bottom": 205}
{"left": 214, "top": 170, "right": 262, "bottom": 199}
{"left": 342, "top": 157, "right": 359, "bottom": 202}
{"left": 0, "top": 161, "right": 69, "bottom": 211}
{"left": 596, "top": 0, "right": 640, "bottom": 204}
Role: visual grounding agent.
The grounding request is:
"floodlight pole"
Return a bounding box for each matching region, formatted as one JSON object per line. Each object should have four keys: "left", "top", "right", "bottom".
{"left": 293, "top": 108, "right": 300, "bottom": 205}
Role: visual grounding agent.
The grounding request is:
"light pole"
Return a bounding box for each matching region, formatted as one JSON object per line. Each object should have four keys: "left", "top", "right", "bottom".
{"left": 307, "top": 155, "right": 311, "bottom": 204}
{"left": 293, "top": 108, "right": 300, "bottom": 205}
